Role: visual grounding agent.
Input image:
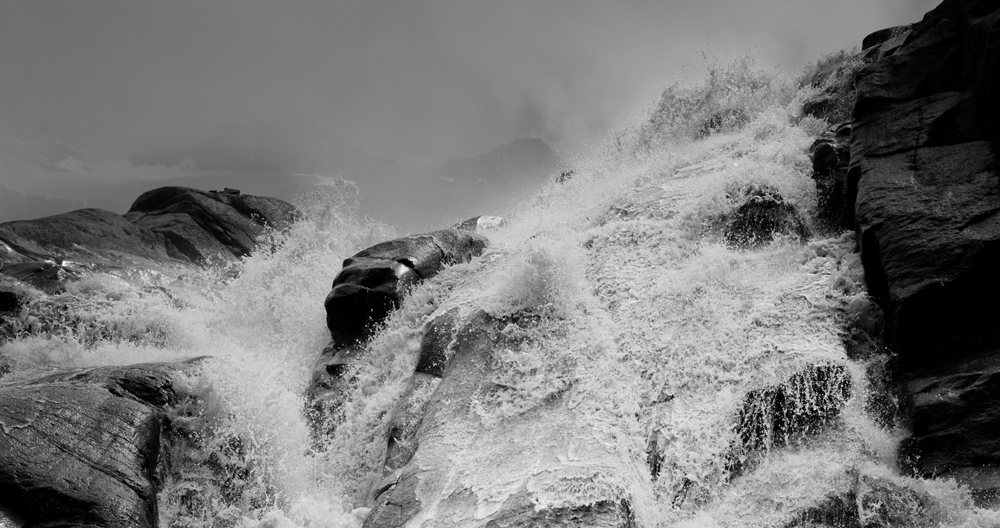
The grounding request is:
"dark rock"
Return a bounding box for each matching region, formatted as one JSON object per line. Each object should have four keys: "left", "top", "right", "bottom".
{"left": 728, "top": 364, "right": 851, "bottom": 473}
{"left": 0, "top": 291, "right": 17, "bottom": 313}
{"left": 0, "top": 208, "right": 171, "bottom": 268}
{"left": 850, "top": 0, "right": 1000, "bottom": 484}
{"left": 125, "top": 186, "right": 298, "bottom": 265}
{"left": 723, "top": 185, "right": 810, "bottom": 249}
{"left": 309, "top": 229, "right": 488, "bottom": 420}
{"left": 324, "top": 258, "right": 421, "bottom": 349}
{"left": 0, "top": 360, "right": 202, "bottom": 528}
{"left": 810, "top": 123, "right": 853, "bottom": 231}
{"left": 0, "top": 188, "right": 298, "bottom": 292}
{"left": 321, "top": 229, "right": 486, "bottom": 355}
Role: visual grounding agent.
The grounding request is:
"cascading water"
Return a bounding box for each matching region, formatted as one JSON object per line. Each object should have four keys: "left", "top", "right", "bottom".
{"left": 2, "top": 58, "right": 999, "bottom": 528}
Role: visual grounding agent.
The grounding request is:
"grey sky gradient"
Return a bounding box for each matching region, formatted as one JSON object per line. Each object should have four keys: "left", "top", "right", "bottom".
{"left": 1, "top": 0, "right": 936, "bottom": 175}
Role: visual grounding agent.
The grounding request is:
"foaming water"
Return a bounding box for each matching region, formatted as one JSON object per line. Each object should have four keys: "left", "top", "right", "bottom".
{"left": 3, "top": 63, "right": 999, "bottom": 527}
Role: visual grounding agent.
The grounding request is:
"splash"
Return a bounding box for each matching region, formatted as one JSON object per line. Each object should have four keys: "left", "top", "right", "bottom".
{"left": 2, "top": 55, "right": 998, "bottom": 528}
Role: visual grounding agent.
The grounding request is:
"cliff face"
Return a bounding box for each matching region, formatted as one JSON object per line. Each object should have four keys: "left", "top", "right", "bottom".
{"left": 849, "top": 0, "right": 1000, "bottom": 493}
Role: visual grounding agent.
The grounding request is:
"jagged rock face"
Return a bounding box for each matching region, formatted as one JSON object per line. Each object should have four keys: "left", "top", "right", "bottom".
{"left": 0, "top": 360, "right": 202, "bottom": 528}
{"left": 125, "top": 186, "right": 299, "bottom": 265}
{"left": 366, "top": 311, "right": 636, "bottom": 528}
{"left": 850, "top": 0, "right": 1000, "bottom": 488}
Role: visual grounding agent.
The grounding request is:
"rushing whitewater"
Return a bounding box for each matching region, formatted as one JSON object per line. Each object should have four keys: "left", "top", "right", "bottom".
{"left": 2, "top": 60, "right": 999, "bottom": 527}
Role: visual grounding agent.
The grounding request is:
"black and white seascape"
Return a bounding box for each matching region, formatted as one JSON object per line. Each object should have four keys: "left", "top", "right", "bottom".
{"left": 3, "top": 2, "right": 1000, "bottom": 527}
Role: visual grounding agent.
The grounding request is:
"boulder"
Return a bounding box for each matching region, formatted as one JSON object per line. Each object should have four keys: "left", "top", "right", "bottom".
{"left": 849, "top": 0, "right": 1000, "bottom": 487}
{"left": 0, "top": 360, "right": 202, "bottom": 528}
{"left": 124, "top": 186, "right": 299, "bottom": 265}
{"left": 723, "top": 185, "right": 809, "bottom": 249}
{"left": 310, "top": 229, "right": 488, "bottom": 413}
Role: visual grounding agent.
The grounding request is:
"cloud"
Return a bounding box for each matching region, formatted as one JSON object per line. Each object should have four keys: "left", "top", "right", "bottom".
{"left": 0, "top": 0, "right": 940, "bottom": 173}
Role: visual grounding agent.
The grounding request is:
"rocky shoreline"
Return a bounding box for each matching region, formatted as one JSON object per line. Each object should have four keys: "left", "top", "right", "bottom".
{"left": 0, "top": 0, "right": 998, "bottom": 525}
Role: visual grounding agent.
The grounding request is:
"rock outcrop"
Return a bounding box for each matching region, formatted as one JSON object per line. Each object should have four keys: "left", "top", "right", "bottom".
{"left": 0, "top": 187, "right": 298, "bottom": 292}
{"left": 124, "top": 186, "right": 298, "bottom": 265}
{"left": 848, "top": 0, "right": 1000, "bottom": 497}
{"left": 0, "top": 360, "right": 203, "bottom": 528}
{"left": 310, "top": 224, "right": 489, "bottom": 412}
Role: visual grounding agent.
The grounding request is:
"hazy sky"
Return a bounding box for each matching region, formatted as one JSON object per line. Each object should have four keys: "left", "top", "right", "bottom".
{"left": 1, "top": 0, "right": 936, "bottom": 169}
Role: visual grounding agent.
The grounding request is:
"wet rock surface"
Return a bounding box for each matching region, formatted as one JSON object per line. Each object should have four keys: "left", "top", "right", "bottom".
{"left": 0, "top": 360, "right": 203, "bottom": 528}
{"left": 0, "top": 187, "right": 298, "bottom": 292}
{"left": 310, "top": 225, "right": 489, "bottom": 412}
{"left": 809, "top": 123, "right": 853, "bottom": 231}
{"left": 787, "top": 473, "right": 930, "bottom": 528}
{"left": 0, "top": 208, "right": 171, "bottom": 267}
{"left": 723, "top": 185, "right": 809, "bottom": 249}
{"left": 727, "top": 364, "right": 852, "bottom": 474}
{"left": 849, "top": 0, "right": 1000, "bottom": 483}
{"left": 124, "top": 186, "right": 298, "bottom": 265}
{"left": 365, "top": 311, "right": 636, "bottom": 528}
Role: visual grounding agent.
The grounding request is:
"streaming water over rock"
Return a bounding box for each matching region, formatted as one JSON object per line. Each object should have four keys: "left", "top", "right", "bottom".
{"left": 3, "top": 41, "right": 1000, "bottom": 528}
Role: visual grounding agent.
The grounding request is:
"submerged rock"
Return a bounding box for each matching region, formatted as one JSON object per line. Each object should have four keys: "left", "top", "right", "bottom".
{"left": 728, "top": 363, "right": 852, "bottom": 474}
{"left": 723, "top": 185, "right": 810, "bottom": 249}
{"left": 849, "top": 0, "right": 1000, "bottom": 485}
{"left": 0, "top": 360, "right": 203, "bottom": 528}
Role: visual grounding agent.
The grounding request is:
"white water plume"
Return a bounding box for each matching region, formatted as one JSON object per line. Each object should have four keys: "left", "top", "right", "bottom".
{"left": 2, "top": 57, "right": 999, "bottom": 528}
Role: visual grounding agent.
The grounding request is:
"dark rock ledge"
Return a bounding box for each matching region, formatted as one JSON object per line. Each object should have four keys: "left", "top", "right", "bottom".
{"left": 0, "top": 186, "right": 298, "bottom": 293}
{"left": 0, "top": 360, "right": 205, "bottom": 528}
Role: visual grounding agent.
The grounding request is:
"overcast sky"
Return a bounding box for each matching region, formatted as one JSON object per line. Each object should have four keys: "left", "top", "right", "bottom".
{"left": 1, "top": 0, "right": 936, "bottom": 170}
